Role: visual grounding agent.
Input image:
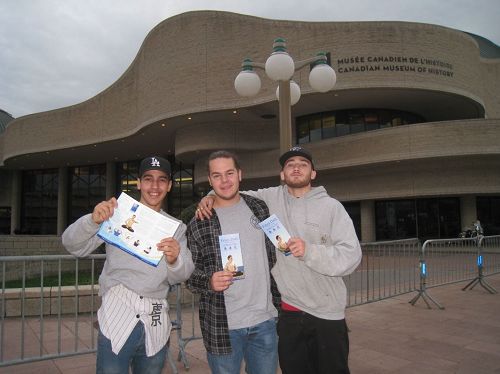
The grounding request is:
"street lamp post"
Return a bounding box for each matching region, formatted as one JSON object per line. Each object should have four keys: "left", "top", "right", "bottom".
{"left": 234, "top": 38, "right": 337, "bottom": 156}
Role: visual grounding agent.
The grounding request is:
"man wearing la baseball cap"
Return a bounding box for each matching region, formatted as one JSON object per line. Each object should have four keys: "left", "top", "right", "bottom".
{"left": 139, "top": 155, "right": 171, "bottom": 179}
{"left": 196, "top": 146, "right": 361, "bottom": 373}
{"left": 62, "top": 155, "right": 194, "bottom": 373}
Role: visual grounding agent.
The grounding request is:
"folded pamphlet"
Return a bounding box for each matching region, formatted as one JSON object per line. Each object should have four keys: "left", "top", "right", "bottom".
{"left": 259, "top": 214, "right": 291, "bottom": 256}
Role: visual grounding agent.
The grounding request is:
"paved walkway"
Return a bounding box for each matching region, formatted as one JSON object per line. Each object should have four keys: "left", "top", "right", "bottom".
{"left": 2, "top": 275, "right": 499, "bottom": 373}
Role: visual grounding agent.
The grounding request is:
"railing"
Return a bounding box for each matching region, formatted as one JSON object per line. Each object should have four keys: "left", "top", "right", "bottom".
{"left": 408, "top": 235, "right": 499, "bottom": 309}
{"left": 346, "top": 238, "right": 421, "bottom": 306}
{"left": 1, "top": 236, "right": 499, "bottom": 367}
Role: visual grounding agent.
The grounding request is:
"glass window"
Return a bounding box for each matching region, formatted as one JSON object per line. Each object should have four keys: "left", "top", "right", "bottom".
{"left": 348, "top": 112, "right": 364, "bottom": 134}
{"left": 417, "top": 199, "right": 439, "bottom": 240}
{"left": 21, "top": 169, "right": 58, "bottom": 234}
{"left": 118, "top": 160, "right": 140, "bottom": 201}
{"left": 438, "top": 198, "right": 461, "bottom": 238}
{"left": 377, "top": 197, "right": 460, "bottom": 241}
{"left": 295, "top": 109, "right": 425, "bottom": 145}
{"left": 376, "top": 199, "right": 416, "bottom": 240}
{"left": 322, "top": 114, "right": 336, "bottom": 139}
{"left": 167, "top": 162, "right": 195, "bottom": 220}
{"left": 379, "top": 110, "right": 392, "bottom": 128}
{"left": 392, "top": 117, "right": 403, "bottom": 126}
{"left": 0, "top": 207, "right": 11, "bottom": 234}
{"left": 309, "top": 116, "right": 322, "bottom": 142}
{"left": 477, "top": 196, "right": 500, "bottom": 235}
{"left": 68, "top": 165, "right": 106, "bottom": 225}
{"left": 364, "top": 112, "right": 379, "bottom": 131}
{"left": 344, "top": 202, "right": 361, "bottom": 241}
{"left": 297, "top": 119, "right": 309, "bottom": 144}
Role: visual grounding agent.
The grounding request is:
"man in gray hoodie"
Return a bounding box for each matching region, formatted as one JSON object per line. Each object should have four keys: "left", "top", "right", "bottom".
{"left": 196, "top": 146, "right": 362, "bottom": 374}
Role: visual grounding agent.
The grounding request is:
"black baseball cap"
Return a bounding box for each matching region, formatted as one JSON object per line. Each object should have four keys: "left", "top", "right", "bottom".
{"left": 279, "top": 146, "right": 314, "bottom": 169}
{"left": 139, "top": 156, "right": 171, "bottom": 178}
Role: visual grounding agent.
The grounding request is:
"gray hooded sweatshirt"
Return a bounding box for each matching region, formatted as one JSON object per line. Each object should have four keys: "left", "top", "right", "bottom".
{"left": 244, "top": 185, "right": 362, "bottom": 320}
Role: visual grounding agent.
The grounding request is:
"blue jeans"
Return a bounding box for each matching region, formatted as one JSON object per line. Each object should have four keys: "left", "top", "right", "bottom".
{"left": 96, "top": 322, "right": 167, "bottom": 374}
{"left": 207, "top": 318, "right": 278, "bottom": 374}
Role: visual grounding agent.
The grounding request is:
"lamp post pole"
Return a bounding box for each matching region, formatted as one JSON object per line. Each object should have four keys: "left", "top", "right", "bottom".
{"left": 234, "top": 38, "right": 337, "bottom": 157}
{"left": 278, "top": 80, "right": 292, "bottom": 156}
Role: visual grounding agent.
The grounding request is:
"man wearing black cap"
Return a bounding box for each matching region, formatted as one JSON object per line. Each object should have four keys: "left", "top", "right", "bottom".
{"left": 62, "top": 156, "right": 194, "bottom": 374}
{"left": 197, "top": 146, "right": 362, "bottom": 374}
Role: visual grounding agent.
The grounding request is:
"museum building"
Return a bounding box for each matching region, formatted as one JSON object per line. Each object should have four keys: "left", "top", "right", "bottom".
{"left": 0, "top": 11, "right": 499, "bottom": 242}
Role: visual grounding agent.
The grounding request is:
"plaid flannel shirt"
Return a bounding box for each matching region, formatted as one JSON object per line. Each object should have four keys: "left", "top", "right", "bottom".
{"left": 185, "top": 193, "right": 281, "bottom": 355}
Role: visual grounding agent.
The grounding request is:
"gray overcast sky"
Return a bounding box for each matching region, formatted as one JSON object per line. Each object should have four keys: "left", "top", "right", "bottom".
{"left": 1, "top": 0, "right": 499, "bottom": 118}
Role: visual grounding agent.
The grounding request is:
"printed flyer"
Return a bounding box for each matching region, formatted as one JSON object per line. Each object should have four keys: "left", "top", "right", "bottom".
{"left": 259, "top": 214, "right": 291, "bottom": 256}
{"left": 97, "top": 192, "right": 180, "bottom": 266}
{"left": 219, "top": 233, "right": 245, "bottom": 279}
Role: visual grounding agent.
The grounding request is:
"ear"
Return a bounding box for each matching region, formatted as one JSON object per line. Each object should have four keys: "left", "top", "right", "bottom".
{"left": 311, "top": 170, "right": 317, "bottom": 181}
{"left": 167, "top": 180, "right": 173, "bottom": 193}
{"left": 238, "top": 169, "right": 242, "bottom": 182}
{"left": 136, "top": 178, "right": 141, "bottom": 190}
{"left": 280, "top": 170, "right": 285, "bottom": 181}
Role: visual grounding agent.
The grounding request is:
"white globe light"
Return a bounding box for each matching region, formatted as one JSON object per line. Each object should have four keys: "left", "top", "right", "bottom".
{"left": 309, "top": 64, "right": 337, "bottom": 93}
{"left": 276, "top": 80, "right": 301, "bottom": 106}
{"left": 234, "top": 70, "right": 261, "bottom": 97}
{"left": 265, "top": 52, "right": 295, "bottom": 81}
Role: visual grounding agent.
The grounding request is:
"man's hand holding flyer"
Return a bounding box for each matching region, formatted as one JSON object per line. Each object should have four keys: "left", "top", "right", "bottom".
{"left": 97, "top": 192, "right": 180, "bottom": 266}
{"left": 259, "top": 214, "right": 291, "bottom": 256}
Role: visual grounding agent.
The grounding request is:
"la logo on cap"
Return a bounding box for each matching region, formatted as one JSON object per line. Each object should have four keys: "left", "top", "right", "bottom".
{"left": 151, "top": 157, "right": 160, "bottom": 167}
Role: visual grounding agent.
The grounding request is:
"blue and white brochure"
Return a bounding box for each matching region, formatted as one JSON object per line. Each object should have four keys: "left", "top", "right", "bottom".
{"left": 259, "top": 214, "right": 291, "bottom": 256}
{"left": 219, "top": 233, "right": 245, "bottom": 279}
{"left": 97, "top": 192, "right": 180, "bottom": 267}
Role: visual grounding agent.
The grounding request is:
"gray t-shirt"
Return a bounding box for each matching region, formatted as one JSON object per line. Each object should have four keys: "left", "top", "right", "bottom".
{"left": 215, "top": 198, "right": 277, "bottom": 329}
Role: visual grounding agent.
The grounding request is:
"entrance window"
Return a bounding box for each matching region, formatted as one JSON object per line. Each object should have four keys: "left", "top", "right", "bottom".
{"left": 0, "top": 207, "right": 11, "bottom": 234}
{"left": 344, "top": 202, "right": 361, "bottom": 241}
{"left": 21, "top": 169, "right": 58, "bottom": 234}
{"left": 376, "top": 197, "right": 460, "bottom": 241}
{"left": 477, "top": 196, "right": 500, "bottom": 235}
{"left": 68, "top": 165, "right": 106, "bottom": 225}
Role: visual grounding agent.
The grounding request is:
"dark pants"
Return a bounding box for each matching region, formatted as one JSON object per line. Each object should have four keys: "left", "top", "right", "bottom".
{"left": 277, "top": 310, "right": 350, "bottom": 374}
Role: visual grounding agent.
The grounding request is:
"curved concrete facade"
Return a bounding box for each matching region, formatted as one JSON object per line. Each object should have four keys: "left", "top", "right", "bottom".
{"left": 1, "top": 11, "right": 499, "bottom": 240}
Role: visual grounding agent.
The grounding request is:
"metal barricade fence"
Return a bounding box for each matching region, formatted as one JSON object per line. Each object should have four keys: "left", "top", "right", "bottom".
{"left": 409, "top": 235, "right": 500, "bottom": 309}
{"left": 479, "top": 235, "right": 500, "bottom": 276}
{"left": 0, "top": 254, "right": 199, "bottom": 371}
{"left": 2, "top": 237, "right": 500, "bottom": 367}
{"left": 345, "top": 238, "right": 421, "bottom": 307}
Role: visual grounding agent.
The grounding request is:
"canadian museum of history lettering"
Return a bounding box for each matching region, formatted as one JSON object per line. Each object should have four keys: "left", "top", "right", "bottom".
{"left": 336, "top": 56, "right": 454, "bottom": 77}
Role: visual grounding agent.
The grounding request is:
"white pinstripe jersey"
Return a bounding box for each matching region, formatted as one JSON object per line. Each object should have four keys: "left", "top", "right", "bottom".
{"left": 98, "top": 283, "right": 172, "bottom": 356}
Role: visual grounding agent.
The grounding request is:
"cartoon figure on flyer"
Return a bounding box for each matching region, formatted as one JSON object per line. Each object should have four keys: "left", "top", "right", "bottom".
{"left": 122, "top": 214, "right": 138, "bottom": 232}
{"left": 276, "top": 234, "right": 290, "bottom": 254}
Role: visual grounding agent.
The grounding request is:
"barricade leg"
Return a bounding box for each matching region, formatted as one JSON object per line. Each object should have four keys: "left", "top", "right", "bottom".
{"left": 462, "top": 251, "right": 498, "bottom": 294}
{"left": 169, "top": 284, "right": 203, "bottom": 370}
{"left": 462, "top": 271, "right": 498, "bottom": 294}
{"left": 409, "top": 260, "right": 444, "bottom": 309}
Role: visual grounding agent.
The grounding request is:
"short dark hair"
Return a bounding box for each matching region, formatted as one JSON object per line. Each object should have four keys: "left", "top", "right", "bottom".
{"left": 207, "top": 150, "right": 241, "bottom": 173}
